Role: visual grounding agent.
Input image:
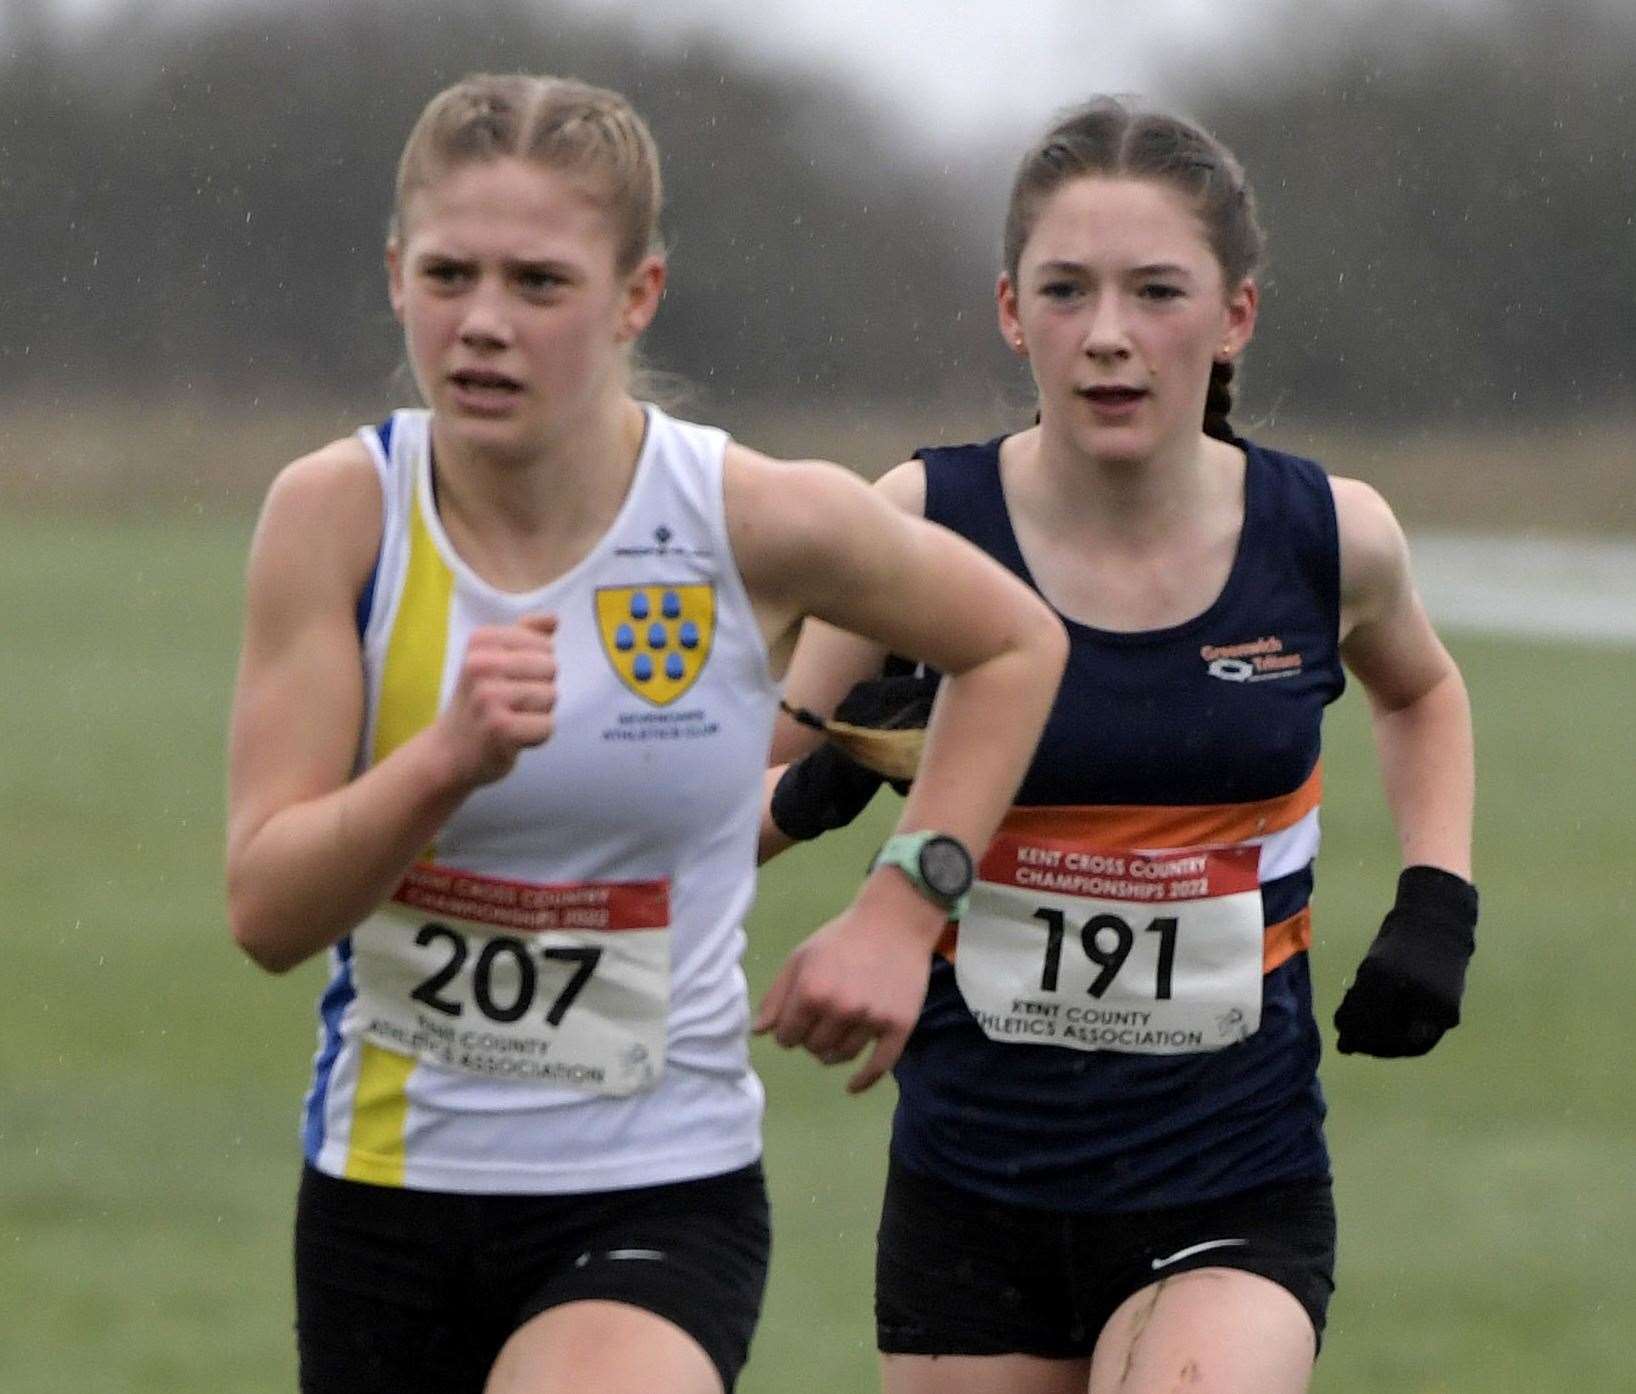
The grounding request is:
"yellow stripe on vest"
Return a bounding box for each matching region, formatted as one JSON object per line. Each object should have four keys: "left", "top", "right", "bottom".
{"left": 346, "top": 483, "right": 454, "bottom": 1185}
{"left": 343, "top": 1043, "right": 419, "bottom": 1185}
{"left": 372, "top": 487, "right": 455, "bottom": 765}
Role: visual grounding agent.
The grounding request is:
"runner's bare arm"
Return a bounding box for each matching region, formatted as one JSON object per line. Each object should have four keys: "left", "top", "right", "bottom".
{"left": 225, "top": 443, "right": 558, "bottom": 972}
{"left": 763, "top": 458, "right": 931, "bottom": 765}
{"left": 733, "top": 447, "right": 1060, "bottom": 865}
{"left": 729, "top": 447, "right": 1067, "bottom": 1089}
{"left": 1334, "top": 476, "right": 1474, "bottom": 877}
{"left": 756, "top": 459, "right": 930, "bottom": 862}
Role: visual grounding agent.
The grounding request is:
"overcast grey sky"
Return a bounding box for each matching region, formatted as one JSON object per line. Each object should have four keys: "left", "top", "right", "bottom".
{"left": 538, "top": 0, "right": 1509, "bottom": 151}
{"left": 557, "top": 0, "right": 1242, "bottom": 146}
{"left": 43, "top": 0, "right": 1511, "bottom": 152}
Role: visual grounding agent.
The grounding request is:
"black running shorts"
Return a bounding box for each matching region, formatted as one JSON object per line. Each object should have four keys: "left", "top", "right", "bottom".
{"left": 876, "top": 1157, "right": 1335, "bottom": 1358}
{"left": 295, "top": 1161, "right": 770, "bottom": 1393}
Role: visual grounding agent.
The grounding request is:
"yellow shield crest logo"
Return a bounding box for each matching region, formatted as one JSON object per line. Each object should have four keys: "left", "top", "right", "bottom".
{"left": 595, "top": 584, "right": 716, "bottom": 706}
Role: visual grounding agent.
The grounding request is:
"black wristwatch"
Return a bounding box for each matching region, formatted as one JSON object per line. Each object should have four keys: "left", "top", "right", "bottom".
{"left": 870, "top": 832, "right": 975, "bottom": 918}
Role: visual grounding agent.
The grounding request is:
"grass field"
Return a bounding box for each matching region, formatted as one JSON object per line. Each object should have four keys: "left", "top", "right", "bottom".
{"left": 2, "top": 512, "right": 1632, "bottom": 1393}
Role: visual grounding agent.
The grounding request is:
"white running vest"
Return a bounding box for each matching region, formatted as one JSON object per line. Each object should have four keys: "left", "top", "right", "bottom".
{"left": 301, "top": 406, "right": 778, "bottom": 1193}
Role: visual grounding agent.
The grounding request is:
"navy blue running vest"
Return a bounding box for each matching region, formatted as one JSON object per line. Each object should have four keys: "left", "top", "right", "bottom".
{"left": 890, "top": 435, "right": 1346, "bottom": 1212}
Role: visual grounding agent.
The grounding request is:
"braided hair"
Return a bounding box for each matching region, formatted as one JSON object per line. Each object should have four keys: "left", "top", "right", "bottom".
{"left": 1204, "top": 359, "right": 1238, "bottom": 444}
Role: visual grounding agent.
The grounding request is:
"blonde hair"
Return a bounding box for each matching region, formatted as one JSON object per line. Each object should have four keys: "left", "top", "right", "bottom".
{"left": 779, "top": 700, "right": 927, "bottom": 783}
{"left": 393, "top": 73, "right": 664, "bottom": 274}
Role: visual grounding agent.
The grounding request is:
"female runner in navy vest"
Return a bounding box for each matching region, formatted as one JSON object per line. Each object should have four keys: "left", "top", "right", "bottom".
{"left": 761, "top": 97, "right": 1477, "bottom": 1394}
{"left": 226, "top": 74, "right": 1064, "bottom": 1394}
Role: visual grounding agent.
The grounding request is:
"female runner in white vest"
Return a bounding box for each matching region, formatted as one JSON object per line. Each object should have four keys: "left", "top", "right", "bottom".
{"left": 225, "top": 74, "right": 1065, "bottom": 1394}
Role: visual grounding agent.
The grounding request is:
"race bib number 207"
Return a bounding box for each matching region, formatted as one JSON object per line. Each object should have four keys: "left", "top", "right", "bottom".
{"left": 349, "top": 863, "right": 671, "bottom": 1096}
{"left": 954, "top": 837, "right": 1265, "bottom": 1055}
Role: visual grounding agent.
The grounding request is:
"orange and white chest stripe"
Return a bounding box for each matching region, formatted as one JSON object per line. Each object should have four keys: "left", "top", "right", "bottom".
{"left": 940, "top": 766, "right": 1322, "bottom": 1056}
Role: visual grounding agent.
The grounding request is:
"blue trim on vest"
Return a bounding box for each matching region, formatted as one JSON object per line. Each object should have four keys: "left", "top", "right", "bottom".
{"left": 302, "top": 936, "right": 356, "bottom": 1163}
{"left": 355, "top": 418, "right": 392, "bottom": 637}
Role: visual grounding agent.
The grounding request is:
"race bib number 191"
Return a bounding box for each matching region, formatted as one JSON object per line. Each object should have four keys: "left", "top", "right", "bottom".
{"left": 954, "top": 838, "right": 1265, "bottom": 1055}
{"left": 349, "top": 864, "right": 671, "bottom": 1096}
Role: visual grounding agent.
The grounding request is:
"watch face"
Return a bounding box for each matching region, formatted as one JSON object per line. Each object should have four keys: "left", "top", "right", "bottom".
{"left": 918, "top": 835, "right": 974, "bottom": 899}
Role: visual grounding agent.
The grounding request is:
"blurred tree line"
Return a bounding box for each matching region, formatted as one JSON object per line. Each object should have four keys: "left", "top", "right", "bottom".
{"left": 0, "top": 0, "right": 1630, "bottom": 427}
{"left": 1195, "top": 0, "right": 1636, "bottom": 427}
{"left": 0, "top": 0, "right": 988, "bottom": 410}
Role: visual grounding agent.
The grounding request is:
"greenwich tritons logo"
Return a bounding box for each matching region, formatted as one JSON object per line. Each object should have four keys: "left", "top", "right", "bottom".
{"left": 1201, "top": 635, "right": 1305, "bottom": 683}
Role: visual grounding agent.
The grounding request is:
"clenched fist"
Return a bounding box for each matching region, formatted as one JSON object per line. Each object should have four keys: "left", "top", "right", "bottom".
{"left": 433, "top": 614, "right": 559, "bottom": 787}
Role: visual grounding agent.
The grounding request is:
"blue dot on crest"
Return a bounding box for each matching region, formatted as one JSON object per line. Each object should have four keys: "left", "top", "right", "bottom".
{"left": 679, "top": 620, "right": 700, "bottom": 649}
{"left": 662, "top": 590, "right": 682, "bottom": 619}
{"left": 614, "top": 624, "right": 635, "bottom": 651}
{"left": 647, "top": 622, "right": 669, "bottom": 649}
{"left": 633, "top": 654, "right": 654, "bottom": 682}
{"left": 665, "top": 653, "right": 685, "bottom": 680}
{"left": 629, "top": 592, "right": 651, "bottom": 620}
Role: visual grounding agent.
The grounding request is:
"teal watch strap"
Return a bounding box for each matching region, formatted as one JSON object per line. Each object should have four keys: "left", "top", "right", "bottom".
{"left": 870, "top": 831, "right": 973, "bottom": 919}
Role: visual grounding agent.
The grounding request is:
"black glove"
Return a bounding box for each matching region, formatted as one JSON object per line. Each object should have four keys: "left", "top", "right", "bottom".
{"left": 1333, "top": 865, "right": 1478, "bottom": 1057}
{"left": 769, "top": 675, "right": 937, "bottom": 841}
